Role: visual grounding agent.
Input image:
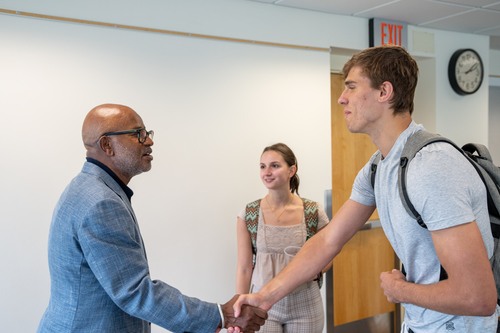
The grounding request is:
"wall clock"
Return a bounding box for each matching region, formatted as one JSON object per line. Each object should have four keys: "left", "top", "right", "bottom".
{"left": 448, "top": 48, "right": 484, "bottom": 95}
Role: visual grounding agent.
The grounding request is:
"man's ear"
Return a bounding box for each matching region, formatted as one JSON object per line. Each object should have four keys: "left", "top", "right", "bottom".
{"left": 378, "top": 81, "right": 393, "bottom": 102}
{"left": 98, "top": 136, "right": 114, "bottom": 156}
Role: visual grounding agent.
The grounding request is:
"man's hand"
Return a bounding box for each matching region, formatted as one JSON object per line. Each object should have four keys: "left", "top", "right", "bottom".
{"left": 232, "top": 292, "right": 273, "bottom": 318}
{"left": 380, "top": 269, "right": 407, "bottom": 303}
{"left": 221, "top": 295, "right": 267, "bottom": 333}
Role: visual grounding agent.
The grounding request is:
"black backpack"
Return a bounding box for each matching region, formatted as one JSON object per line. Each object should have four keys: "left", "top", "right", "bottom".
{"left": 370, "top": 130, "right": 500, "bottom": 305}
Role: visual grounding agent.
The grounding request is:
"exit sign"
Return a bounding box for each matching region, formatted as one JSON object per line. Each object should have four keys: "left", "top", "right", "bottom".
{"left": 369, "top": 18, "right": 408, "bottom": 48}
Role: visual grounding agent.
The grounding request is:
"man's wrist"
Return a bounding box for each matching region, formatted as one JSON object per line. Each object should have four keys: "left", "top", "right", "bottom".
{"left": 217, "top": 303, "right": 225, "bottom": 329}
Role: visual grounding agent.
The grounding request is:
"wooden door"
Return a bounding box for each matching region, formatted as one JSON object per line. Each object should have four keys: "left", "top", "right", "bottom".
{"left": 329, "top": 73, "right": 397, "bottom": 328}
{"left": 331, "top": 73, "right": 378, "bottom": 220}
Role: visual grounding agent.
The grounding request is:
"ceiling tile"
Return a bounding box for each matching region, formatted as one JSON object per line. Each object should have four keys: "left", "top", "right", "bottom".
{"left": 354, "top": 0, "right": 470, "bottom": 25}
{"left": 274, "top": 0, "right": 392, "bottom": 15}
{"left": 422, "top": 9, "right": 500, "bottom": 33}
{"left": 436, "top": 0, "right": 500, "bottom": 7}
{"left": 484, "top": 2, "right": 500, "bottom": 10}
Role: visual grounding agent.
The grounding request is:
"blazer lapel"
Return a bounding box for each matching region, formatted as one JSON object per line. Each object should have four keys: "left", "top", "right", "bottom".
{"left": 83, "top": 162, "right": 148, "bottom": 258}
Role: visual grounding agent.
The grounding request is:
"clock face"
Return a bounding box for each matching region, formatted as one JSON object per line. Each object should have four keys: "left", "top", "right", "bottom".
{"left": 448, "top": 49, "right": 483, "bottom": 95}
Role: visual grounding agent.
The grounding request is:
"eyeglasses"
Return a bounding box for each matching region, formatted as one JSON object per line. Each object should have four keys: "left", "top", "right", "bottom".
{"left": 100, "top": 128, "right": 154, "bottom": 144}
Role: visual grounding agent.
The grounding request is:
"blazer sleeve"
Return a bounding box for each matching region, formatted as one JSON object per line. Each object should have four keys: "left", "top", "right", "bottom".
{"left": 78, "top": 196, "right": 220, "bottom": 332}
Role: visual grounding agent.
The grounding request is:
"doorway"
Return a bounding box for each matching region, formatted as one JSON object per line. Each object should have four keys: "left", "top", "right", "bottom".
{"left": 326, "top": 73, "right": 400, "bottom": 333}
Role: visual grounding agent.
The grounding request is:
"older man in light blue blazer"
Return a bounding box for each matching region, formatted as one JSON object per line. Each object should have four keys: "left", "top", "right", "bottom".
{"left": 37, "top": 104, "right": 267, "bottom": 333}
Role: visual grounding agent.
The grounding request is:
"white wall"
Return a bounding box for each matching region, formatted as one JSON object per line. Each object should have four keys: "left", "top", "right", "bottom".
{"left": 490, "top": 50, "right": 500, "bottom": 76}
{"left": 489, "top": 86, "right": 500, "bottom": 162}
{"left": 433, "top": 30, "right": 490, "bottom": 145}
{"left": 0, "top": 0, "right": 493, "bottom": 332}
{"left": 489, "top": 49, "right": 500, "bottom": 162}
{"left": 413, "top": 57, "right": 437, "bottom": 132}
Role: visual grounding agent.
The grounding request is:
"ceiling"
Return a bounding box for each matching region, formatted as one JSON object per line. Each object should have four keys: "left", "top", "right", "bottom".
{"left": 248, "top": 0, "right": 500, "bottom": 49}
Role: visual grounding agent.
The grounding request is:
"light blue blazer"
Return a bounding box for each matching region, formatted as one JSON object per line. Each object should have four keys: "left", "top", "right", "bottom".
{"left": 37, "top": 162, "right": 220, "bottom": 333}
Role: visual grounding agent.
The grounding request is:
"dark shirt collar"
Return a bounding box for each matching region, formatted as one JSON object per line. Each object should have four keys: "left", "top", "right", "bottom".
{"left": 86, "top": 157, "right": 134, "bottom": 201}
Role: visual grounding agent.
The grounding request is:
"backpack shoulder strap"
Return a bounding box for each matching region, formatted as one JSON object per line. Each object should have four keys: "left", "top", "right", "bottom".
{"left": 370, "top": 130, "right": 454, "bottom": 226}
{"left": 370, "top": 152, "right": 382, "bottom": 189}
{"left": 401, "top": 131, "right": 500, "bottom": 231}
{"left": 398, "top": 130, "right": 460, "bottom": 228}
{"left": 301, "top": 197, "right": 324, "bottom": 287}
{"left": 301, "top": 198, "right": 319, "bottom": 240}
{"left": 245, "top": 198, "right": 322, "bottom": 250}
{"left": 245, "top": 199, "right": 261, "bottom": 255}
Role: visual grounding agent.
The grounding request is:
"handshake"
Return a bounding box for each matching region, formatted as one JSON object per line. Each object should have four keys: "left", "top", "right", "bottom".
{"left": 218, "top": 294, "right": 268, "bottom": 333}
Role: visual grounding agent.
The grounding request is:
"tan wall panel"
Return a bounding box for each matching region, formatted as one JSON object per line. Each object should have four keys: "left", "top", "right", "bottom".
{"left": 332, "top": 227, "right": 395, "bottom": 325}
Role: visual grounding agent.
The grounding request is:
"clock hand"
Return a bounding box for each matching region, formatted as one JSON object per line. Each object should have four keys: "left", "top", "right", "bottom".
{"left": 465, "top": 63, "right": 478, "bottom": 74}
